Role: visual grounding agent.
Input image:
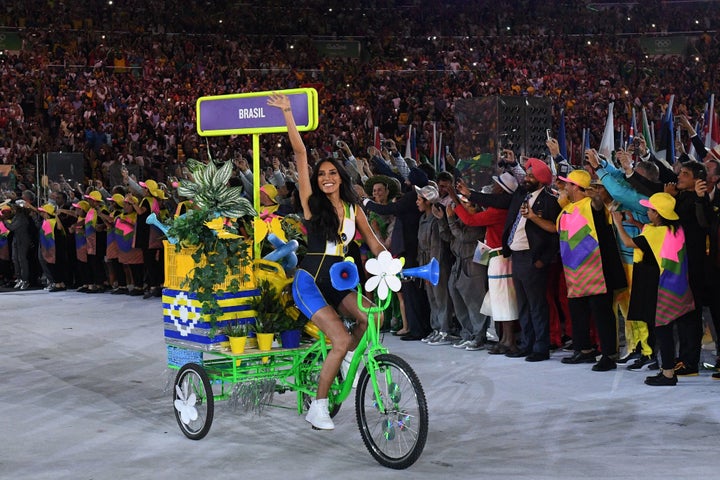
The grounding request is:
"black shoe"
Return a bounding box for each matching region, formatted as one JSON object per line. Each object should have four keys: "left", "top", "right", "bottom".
{"left": 673, "top": 361, "right": 699, "bottom": 377}
{"left": 505, "top": 349, "right": 530, "bottom": 358}
{"left": 48, "top": 285, "right": 66, "bottom": 292}
{"left": 712, "top": 372, "right": 720, "bottom": 380}
{"left": 645, "top": 372, "right": 678, "bottom": 386}
{"left": 592, "top": 355, "right": 617, "bottom": 372}
{"left": 627, "top": 355, "right": 656, "bottom": 371}
{"left": 142, "top": 289, "right": 154, "bottom": 299}
{"left": 617, "top": 351, "right": 641, "bottom": 364}
{"left": 129, "top": 288, "right": 144, "bottom": 297}
{"left": 111, "top": 287, "right": 129, "bottom": 295}
{"left": 525, "top": 352, "right": 550, "bottom": 362}
{"left": 561, "top": 350, "right": 598, "bottom": 364}
{"left": 400, "top": 334, "right": 423, "bottom": 341}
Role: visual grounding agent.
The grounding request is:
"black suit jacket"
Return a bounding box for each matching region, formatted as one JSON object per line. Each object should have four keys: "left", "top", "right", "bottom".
{"left": 501, "top": 186, "right": 560, "bottom": 266}
{"left": 364, "top": 189, "right": 422, "bottom": 267}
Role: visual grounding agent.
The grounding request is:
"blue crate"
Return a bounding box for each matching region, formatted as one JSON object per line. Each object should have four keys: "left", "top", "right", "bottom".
{"left": 167, "top": 344, "right": 203, "bottom": 368}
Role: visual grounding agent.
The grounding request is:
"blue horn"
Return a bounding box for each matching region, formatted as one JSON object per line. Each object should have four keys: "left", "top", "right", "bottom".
{"left": 146, "top": 212, "right": 178, "bottom": 244}
{"left": 329, "top": 261, "right": 360, "bottom": 291}
{"left": 263, "top": 233, "right": 299, "bottom": 270}
{"left": 401, "top": 258, "right": 439, "bottom": 286}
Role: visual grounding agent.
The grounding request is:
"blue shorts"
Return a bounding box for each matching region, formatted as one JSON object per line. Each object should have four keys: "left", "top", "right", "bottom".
{"left": 292, "top": 254, "right": 348, "bottom": 320}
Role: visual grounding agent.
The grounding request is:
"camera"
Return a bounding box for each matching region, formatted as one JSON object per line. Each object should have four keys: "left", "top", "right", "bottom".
{"left": 697, "top": 168, "right": 707, "bottom": 181}
{"left": 546, "top": 129, "right": 552, "bottom": 140}
{"left": 632, "top": 137, "right": 641, "bottom": 149}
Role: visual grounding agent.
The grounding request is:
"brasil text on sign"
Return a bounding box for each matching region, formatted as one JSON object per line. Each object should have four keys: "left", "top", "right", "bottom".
{"left": 196, "top": 88, "right": 319, "bottom": 136}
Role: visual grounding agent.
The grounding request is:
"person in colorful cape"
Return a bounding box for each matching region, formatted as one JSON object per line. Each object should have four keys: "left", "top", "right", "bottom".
{"left": 100, "top": 193, "right": 129, "bottom": 294}
{"left": 83, "top": 191, "right": 108, "bottom": 293}
{"left": 71, "top": 200, "right": 91, "bottom": 292}
{"left": 37, "top": 203, "right": 68, "bottom": 292}
{"left": 0, "top": 204, "right": 13, "bottom": 286}
{"left": 664, "top": 161, "right": 712, "bottom": 377}
{"left": 127, "top": 179, "right": 167, "bottom": 299}
{"left": 268, "top": 92, "right": 387, "bottom": 431}
{"left": 587, "top": 148, "right": 655, "bottom": 370}
{"left": 545, "top": 169, "right": 627, "bottom": 371}
{"left": 612, "top": 193, "right": 695, "bottom": 386}
{"left": 117, "top": 195, "right": 145, "bottom": 296}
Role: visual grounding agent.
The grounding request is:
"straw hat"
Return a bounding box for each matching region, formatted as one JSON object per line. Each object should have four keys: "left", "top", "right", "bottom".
{"left": 363, "top": 175, "right": 400, "bottom": 199}
{"left": 107, "top": 193, "right": 125, "bottom": 207}
{"left": 139, "top": 179, "right": 167, "bottom": 199}
{"left": 72, "top": 200, "right": 91, "bottom": 212}
{"left": 84, "top": 191, "right": 104, "bottom": 202}
{"left": 558, "top": 169, "right": 591, "bottom": 189}
{"left": 492, "top": 172, "right": 519, "bottom": 194}
{"left": 39, "top": 203, "right": 57, "bottom": 216}
{"left": 414, "top": 185, "right": 439, "bottom": 203}
{"left": 639, "top": 192, "right": 679, "bottom": 221}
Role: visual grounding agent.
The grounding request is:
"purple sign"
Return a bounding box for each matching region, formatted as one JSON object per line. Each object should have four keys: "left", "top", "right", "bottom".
{"left": 196, "top": 89, "right": 316, "bottom": 136}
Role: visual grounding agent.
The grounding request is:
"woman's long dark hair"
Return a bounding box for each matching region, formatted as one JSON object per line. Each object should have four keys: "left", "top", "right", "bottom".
{"left": 656, "top": 214, "right": 679, "bottom": 234}
{"left": 308, "top": 158, "right": 359, "bottom": 243}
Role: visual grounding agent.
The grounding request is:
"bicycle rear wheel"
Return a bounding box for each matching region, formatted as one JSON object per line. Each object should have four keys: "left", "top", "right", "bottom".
{"left": 173, "top": 363, "right": 214, "bottom": 440}
{"left": 355, "top": 354, "right": 428, "bottom": 469}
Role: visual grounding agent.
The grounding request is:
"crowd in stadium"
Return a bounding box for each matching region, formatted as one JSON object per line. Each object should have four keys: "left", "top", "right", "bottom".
{"left": 1, "top": 0, "right": 719, "bottom": 385}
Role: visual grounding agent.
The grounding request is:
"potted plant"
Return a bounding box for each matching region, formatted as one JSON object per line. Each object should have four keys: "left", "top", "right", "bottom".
{"left": 247, "top": 279, "right": 288, "bottom": 358}
{"left": 167, "top": 158, "right": 256, "bottom": 340}
{"left": 222, "top": 319, "right": 250, "bottom": 355}
{"left": 275, "top": 291, "right": 306, "bottom": 349}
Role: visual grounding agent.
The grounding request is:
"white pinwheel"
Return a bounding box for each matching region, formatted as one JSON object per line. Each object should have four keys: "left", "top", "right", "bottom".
{"left": 364, "top": 250, "right": 403, "bottom": 300}
{"left": 174, "top": 383, "right": 198, "bottom": 425}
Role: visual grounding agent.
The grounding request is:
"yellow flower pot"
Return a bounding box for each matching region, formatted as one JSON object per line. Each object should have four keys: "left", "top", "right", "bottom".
{"left": 255, "top": 332, "right": 274, "bottom": 363}
{"left": 228, "top": 336, "right": 247, "bottom": 366}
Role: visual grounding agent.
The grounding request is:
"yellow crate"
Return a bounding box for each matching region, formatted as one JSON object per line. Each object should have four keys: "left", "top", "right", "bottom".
{"left": 164, "top": 240, "right": 255, "bottom": 291}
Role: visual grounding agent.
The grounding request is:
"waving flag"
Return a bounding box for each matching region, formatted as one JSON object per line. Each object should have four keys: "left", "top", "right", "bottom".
{"left": 704, "top": 94, "right": 719, "bottom": 150}
{"left": 598, "top": 103, "right": 615, "bottom": 160}
{"left": 405, "top": 124, "right": 413, "bottom": 159}
{"left": 642, "top": 107, "right": 654, "bottom": 153}
{"left": 558, "top": 109, "right": 568, "bottom": 159}
{"left": 656, "top": 95, "right": 675, "bottom": 164}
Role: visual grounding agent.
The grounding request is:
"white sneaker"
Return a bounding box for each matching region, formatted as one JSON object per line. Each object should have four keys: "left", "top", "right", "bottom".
{"left": 428, "top": 332, "right": 452, "bottom": 346}
{"left": 341, "top": 350, "right": 359, "bottom": 388}
{"left": 305, "top": 398, "right": 335, "bottom": 430}
{"left": 421, "top": 330, "right": 438, "bottom": 343}
{"left": 452, "top": 339, "right": 473, "bottom": 349}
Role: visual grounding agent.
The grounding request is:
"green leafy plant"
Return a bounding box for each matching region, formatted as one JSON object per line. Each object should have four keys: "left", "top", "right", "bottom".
{"left": 222, "top": 318, "right": 250, "bottom": 338}
{"left": 168, "top": 207, "right": 254, "bottom": 336}
{"left": 247, "top": 279, "right": 299, "bottom": 334}
{"left": 164, "top": 154, "right": 259, "bottom": 340}
{"left": 178, "top": 159, "right": 255, "bottom": 218}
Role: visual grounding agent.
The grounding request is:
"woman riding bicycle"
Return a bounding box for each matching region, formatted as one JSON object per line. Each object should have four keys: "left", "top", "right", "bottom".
{"left": 267, "top": 93, "right": 387, "bottom": 430}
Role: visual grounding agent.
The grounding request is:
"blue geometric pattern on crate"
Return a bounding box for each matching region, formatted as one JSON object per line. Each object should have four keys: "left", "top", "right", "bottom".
{"left": 166, "top": 344, "right": 203, "bottom": 368}
{"left": 162, "top": 288, "right": 259, "bottom": 346}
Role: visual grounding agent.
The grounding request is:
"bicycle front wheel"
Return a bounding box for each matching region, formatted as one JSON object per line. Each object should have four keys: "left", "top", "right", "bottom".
{"left": 355, "top": 354, "right": 428, "bottom": 469}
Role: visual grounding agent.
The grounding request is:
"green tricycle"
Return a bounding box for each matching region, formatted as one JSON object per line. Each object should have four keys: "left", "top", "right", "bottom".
{"left": 170, "top": 254, "right": 437, "bottom": 469}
